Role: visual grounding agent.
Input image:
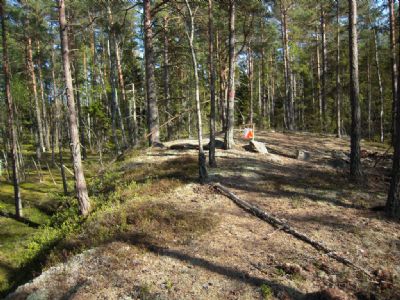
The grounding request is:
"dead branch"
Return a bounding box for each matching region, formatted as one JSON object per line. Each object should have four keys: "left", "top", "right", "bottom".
{"left": 212, "top": 183, "right": 374, "bottom": 279}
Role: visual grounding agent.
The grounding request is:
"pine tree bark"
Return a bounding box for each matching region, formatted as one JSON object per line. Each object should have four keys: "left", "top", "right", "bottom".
{"left": 144, "top": 0, "right": 160, "bottom": 146}
{"left": 387, "top": 1, "right": 400, "bottom": 219}
{"left": 1, "top": 0, "right": 22, "bottom": 218}
{"left": 58, "top": 0, "right": 90, "bottom": 216}
{"left": 208, "top": 0, "right": 217, "bottom": 167}
{"left": 224, "top": 0, "right": 236, "bottom": 149}
{"left": 348, "top": 0, "right": 362, "bottom": 179}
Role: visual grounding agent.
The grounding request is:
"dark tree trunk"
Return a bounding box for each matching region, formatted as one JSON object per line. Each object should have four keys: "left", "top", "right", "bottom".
{"left": 1, "top": 0, "right": 22, "bottom": 218}
{"left": 224, "top": 0, "right": 236, "bottom": 149}
{"left": 58, "top": 0, "right": 91, "bottom": 216}
{"left": 386, "top": 0, "right": 400, "bottom": 219}
{"left": 208, "top": 0, "right": 217, "bottom": 167}
{"left": 144, "top": 0, "right": 160, "bottom": 146}
{"left": 348, "top": 0, "right": 362, "bottom": 179}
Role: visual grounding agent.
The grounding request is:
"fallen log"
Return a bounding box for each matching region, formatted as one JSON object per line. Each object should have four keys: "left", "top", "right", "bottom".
{"left": 212, "top": 183, "right": 374, "bottom": 279}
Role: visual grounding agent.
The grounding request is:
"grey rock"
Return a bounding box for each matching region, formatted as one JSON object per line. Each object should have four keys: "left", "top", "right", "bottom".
{"left": 296, "top": 150, "right": 310, "bottom": 161}
{"left": 249, "top": 140, "right": 269, "bottom": 154}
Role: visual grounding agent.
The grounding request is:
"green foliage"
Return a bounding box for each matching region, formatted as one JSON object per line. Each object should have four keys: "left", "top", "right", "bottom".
{"left": 260, "top": 283, "right": 273, "bottom": 300}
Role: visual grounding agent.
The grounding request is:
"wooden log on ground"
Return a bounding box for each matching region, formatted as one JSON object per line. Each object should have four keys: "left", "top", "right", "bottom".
{"left": 212, "top": 183, "right": 374, "bottom": 279}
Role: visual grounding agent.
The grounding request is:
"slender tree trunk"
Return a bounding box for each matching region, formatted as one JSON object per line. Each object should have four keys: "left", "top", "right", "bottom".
{"left": 280, "top": 1, "right": 294, "bottom": 130}
{"left": 1, "top": 0, "right": 22, "bottom": 218}
{"left": 367, "top": 50, "right": 372, "bottom": 140}
{"left": 107, "top": 6, "right": 127, "bottom": 150}
{"left": 320, "top": 5, "right": 327, "bottom": 131}
{"left": 144, "top": 0, "right": 160, "bottom": 146}
{"left": 74, "top": 59, "right": 87, "bottom": 160}
{"left": 336, "top": 0, "right": 342, "bottom": 138}
{"left": 208, "top": 0, "right": 217, "bottom": 167}
{"left": 216, "top": 30, "right": 227, "bottom": 128}
{"left": 130, "top": 83, "right": 138, "bottom": 145}
{"left": 106, "top": 38, "right": 121, "bottom": 153}
{"left": 185, "top": 0, "right": 208, "bottom": 182}
{"left": 115, "top": 42, "right": 129, "bottom": 146}
{"left": 386, "top": 0, "right": 400, "bottom": 219}
{"left": 26, "top": 36, "right": 45, "bottom": 156}
{"left": 51, "top": 47, "right": 59, "bottom": 152}
{"left": 163, "top": 16, "right": 172, "bottom": 141}
{"left": 348, "top": 0, "right": 362, "bottom": 179}
{"left": 224, "top": 0, "right": 236, "bottom": 149}
{"left": 83, "top": 45, "right": 92, "bottom": 151}
{"left": 316, "top": 29, "right": 323, "bottom": 131}
{"left": 58, "top": 0, "right": 90, "bottom": 216}
{"left": 248, "top": 45, "right": 254, "bottom": 125}
{"left": 36, "top": 42, "right": 51, "bottom": 150}
{"left": 58, "top": 126, "right": 68, "bottom": 195}
{"left": 389, "top": 0, "right": 398, "bottom": 146}
{"left": 372, "top": 29, "right": 385, "bottom": 143}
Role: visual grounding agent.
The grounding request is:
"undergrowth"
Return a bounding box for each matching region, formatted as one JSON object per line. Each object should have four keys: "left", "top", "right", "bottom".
{"left": 0, "top": 152, "right": 210, "bottom": 297}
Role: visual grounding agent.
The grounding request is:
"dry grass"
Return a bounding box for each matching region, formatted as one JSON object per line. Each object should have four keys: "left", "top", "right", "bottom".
{"left": 7, "top": 131, "right": 400, "bottom": 300}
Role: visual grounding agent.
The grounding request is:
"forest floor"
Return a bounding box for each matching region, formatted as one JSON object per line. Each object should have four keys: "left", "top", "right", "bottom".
{"left": 3, "top": 131, "right": 400, "bottom": 299}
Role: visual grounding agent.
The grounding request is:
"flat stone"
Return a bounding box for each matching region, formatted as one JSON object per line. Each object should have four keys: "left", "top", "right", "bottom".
{"left": 249, "top": 140, "right": 269, "bottom": 154}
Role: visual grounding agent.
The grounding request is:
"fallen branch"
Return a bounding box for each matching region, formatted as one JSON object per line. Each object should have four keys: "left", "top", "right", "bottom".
{"left": 212, "top": 183, "right": 374, "bottom": 278}
{"left": 373, "top": 145, "right": 392, "bottom": 168}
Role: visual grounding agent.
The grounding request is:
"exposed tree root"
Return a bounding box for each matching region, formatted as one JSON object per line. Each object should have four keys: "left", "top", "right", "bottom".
{"left": 212, "top": 183, "right": 374, "bottom": 279}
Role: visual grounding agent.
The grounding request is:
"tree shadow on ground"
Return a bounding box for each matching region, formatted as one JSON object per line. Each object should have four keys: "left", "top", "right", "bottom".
{"left": 0, "top": 212, "right": 40, "bottom": 228}
{"left": 117, "top": 232, "right": 305, "bottom": 299}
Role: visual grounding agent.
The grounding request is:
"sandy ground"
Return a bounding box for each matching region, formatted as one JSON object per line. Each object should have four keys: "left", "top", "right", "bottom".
{"left": 6, "top": 131, "right": 400, "bottom": 300}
